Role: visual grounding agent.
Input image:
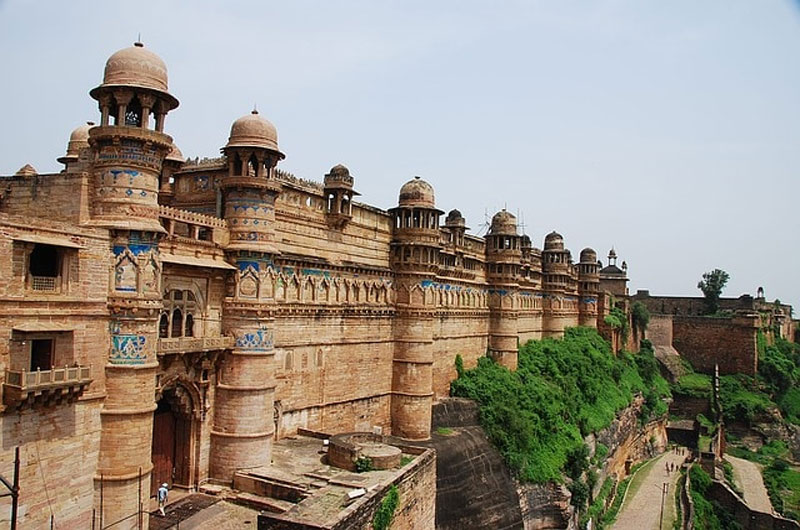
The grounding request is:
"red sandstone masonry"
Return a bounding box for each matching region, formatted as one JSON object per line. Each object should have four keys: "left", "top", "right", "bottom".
{"left": 672, "top": 315, "right": 759, "bottom": 375}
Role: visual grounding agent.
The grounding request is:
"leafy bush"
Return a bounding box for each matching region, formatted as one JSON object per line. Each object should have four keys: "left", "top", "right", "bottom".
{"left": 593, "top": 443, "right": 609, "bottom": 464}
{"left": 372, "top": 485, "right": 399, "bottom": 530}
{"left": 580, "top": 477, "right": 615, "bottom": 529}
{"left": 450, "top": 327, "right": 669, "bottom": 483}
{"left": 355, "top": 456, "right": 374, "bottom": 473}
{"left": 569, "top": 479, "right": 590, "bottom": 510}
{"left": 718, "top": 375, "right": 773, "bottom": 424}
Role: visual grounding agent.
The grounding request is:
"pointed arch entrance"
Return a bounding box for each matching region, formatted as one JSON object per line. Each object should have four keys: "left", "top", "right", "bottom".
{"left": 151, "top": 384, "right": 196, "bottom": 496}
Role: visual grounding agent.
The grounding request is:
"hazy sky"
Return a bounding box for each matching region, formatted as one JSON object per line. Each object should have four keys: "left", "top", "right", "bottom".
{"left": 1, "top": 1, "right": 798, "bottom": 306}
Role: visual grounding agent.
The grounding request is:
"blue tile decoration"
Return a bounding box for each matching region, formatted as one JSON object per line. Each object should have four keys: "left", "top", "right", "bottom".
{"left": 235, "top": 328, "right": 274, "bottom": 352}
{"left": 110, "top": 334, "right": 147, "bottom": 365}
{"left": 238, "top": 260, "right": 260, "bottom": 272}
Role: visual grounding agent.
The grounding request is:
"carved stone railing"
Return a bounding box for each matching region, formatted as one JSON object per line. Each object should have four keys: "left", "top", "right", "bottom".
{"left": 159, "top": 205, "right": 228, "bottom": 229}
{"left": 4, "top": 365, "right": 92, "bottom": 410}
{"left": 157, "top": 336, "right": 234, "bottom": 356}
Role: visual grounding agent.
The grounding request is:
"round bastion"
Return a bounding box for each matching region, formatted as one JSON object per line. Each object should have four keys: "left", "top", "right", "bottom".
{"left": 327, "top": 432, "right": 402, "bottom": 471}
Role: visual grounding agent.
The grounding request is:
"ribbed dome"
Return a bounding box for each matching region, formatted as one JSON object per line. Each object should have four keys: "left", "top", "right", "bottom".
{"left": 579, "top": 247, "right": 597, "bottom": 263}
{"left": 489, "top": 209, "right": 517, "bottom": 236}
{"left": 544, "top": 231, "right": 564, "bottom": 251}
{"left": 60, "top": 121, "right": 94, "bottom": 161}
{"left": 165, "top": 143, "right": 184, "bottom": 163}
{"left": 398, "top": 177, "right": 436, "bottom": 208}
{"left": 101, "top": 42, "right": 169, "bottom": 92}
{"left": 226, "top": 110, "right": 281, "bottom": 153}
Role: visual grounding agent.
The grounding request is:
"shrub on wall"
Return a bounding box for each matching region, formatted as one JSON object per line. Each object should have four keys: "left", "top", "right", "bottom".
{"left": 372, "top": 485, "right": 399, "bottom": 530}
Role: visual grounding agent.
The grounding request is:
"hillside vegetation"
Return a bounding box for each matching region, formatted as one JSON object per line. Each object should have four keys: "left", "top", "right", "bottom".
{"left": 671, "top": 335, "right": 800, "bottom": 426}
{"left": 451, "top": 327, "right": 669, "bottom": 483}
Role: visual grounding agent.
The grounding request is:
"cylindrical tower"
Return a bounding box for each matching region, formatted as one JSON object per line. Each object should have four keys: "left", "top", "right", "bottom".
{"left": 211, "top": 110, "right": 283, "bottom": 481}
{"left": 542, "top": 231, "right": 575, "bottom": 336}
{"left": 88, "top": 41, "right": 179, "bottom": 529}
{"left": 578, "top": 247, "right": 600, "bottom": 327}
{"left": 389, "top": 177, "right": 442, "bottom": 440}
{"left": 485, "top": 210, "right": 521, "bottom": 369}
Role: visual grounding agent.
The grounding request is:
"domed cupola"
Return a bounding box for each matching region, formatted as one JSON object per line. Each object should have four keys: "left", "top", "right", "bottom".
{"left": 323, "top": 164, "right": 359, "bottom": 228}
{"left": 87, "top": 42, "right": 179, "bottom": 233}
{"left": 542, "top": 230, "right": 572, "bottom": 293}
{"left": 398, "top": 176, "right": 437, "bottom": 209}
{"left": 389, "top": 177, "right": 443, "bottom": 272}
{"left": 221, "top": 110, "right": 284, "bottom": 183}
{"left": 225, "top": 110, "right": 283, "bottom": 156}
{"left": 544, "top": 231, "right": 564, "bottom": 251}
{"left": 90, "top": 41, "right": 178, "bottom": 130}
{"left": 485, "top": 209, "right": 522, "bottom": 281}
{"left": 58, "top": 121, "right": 94, "bottom": 169}
{"left": 219, "top": 109, "right": 284, "bottom": 253}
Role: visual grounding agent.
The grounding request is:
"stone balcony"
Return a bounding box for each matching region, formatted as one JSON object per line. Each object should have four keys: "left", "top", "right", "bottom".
{"left": 3, "top": 365, "right": 92, "bottom": 410}
{"left": 157, "top": 336, "right": 234, "bottom": 356}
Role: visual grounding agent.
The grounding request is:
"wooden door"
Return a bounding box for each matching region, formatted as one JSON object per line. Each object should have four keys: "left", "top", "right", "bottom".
{"left": 151, "top": 408, "right": 175, "bottom": 496}
{"left": 173, "top": 416, "right": 191, "bottom": 487}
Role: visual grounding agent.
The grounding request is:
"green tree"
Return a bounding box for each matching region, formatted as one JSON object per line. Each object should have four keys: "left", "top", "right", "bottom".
{"left": 697, "top": 269, "right": 730, "bottom": 315}
{"left": 631, "top": 301, "right": 650, "bottom": 341}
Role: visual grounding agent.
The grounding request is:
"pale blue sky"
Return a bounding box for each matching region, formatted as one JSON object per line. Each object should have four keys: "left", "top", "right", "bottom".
{"left": 1, "top": 1, "right": 799, "bottom": 306}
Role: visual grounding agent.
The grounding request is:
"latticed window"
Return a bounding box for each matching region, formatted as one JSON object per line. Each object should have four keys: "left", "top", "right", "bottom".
{"left": 159, "top": 289, "right": 198, "bottom": 338}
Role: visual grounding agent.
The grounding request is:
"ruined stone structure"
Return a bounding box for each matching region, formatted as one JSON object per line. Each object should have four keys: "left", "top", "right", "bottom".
{"left": 0, "top": 42, "right": 627, "bottom": 528}
{"left": 632, "top": 290, "right": 797, "bottom": 376}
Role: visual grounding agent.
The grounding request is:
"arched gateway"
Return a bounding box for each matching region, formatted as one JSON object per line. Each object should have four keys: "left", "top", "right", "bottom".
{"left": 151, "top": 383, "right": 198, "bottom": 496}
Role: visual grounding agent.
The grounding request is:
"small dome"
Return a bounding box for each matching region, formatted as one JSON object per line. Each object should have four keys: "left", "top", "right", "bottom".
{"left": 489, "top": 209, "right": 517, "bottom": 236}
{"left": 544, "top": 231, "right": 564, "bottom": 251}
{"left": 608, "top": 248, "right": 617, "bottom": 259}
{"left": 324, "top": 164, "right": 354, "bottom": 189}
{"left": 101, "top": 42, "right": 169, "bottom": 92}
{"left": 445, "top": 209, "right": 465, "bottom": 227}
{"left": 521, "top": 234, "right": 532, "bottom": 248}
{"left": 60, "top": 121, "right": 95, "bottom": 162}
{"left": 15, "top": 164, "right": 37, "bottom": 177}
{"left": 165, "top": 143, "right": 184, "bottom": 163}
{"left": 225, "top": 110, "right": 282, "bottom": 154}
{"left": 579, "top": 247, "right": 597, "bottom": 263}
{"left": 398, "top": 176, "right": 436, "bottom": 208}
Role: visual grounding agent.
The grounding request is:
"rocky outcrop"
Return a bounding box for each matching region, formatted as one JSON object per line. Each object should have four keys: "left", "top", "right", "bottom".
{"left": 590, "top": 395, "right": 668, "bottom": 481}
{"left": 429, "top": 396, "right": 668, "bottom": 530}
{"left": 516, "top": 482, "right": 576, "bottom": 530}
{"left": 423, "top": 398, "right": 524, "bottom": 530}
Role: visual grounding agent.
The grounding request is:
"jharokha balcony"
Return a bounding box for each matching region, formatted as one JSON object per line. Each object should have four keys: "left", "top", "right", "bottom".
{"left": 3, "top": 365, "right": 92, "bottom": 410}
{"left": 157, "top": 335, "right": 234, "bottom": 356}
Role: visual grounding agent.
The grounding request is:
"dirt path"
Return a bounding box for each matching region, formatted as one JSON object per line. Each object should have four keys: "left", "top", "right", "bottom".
{"left": 726, "top": 455, "right": 774, "bottom": 514}
{"left": 612, "top": 450, "right": 687, "bottom": 530}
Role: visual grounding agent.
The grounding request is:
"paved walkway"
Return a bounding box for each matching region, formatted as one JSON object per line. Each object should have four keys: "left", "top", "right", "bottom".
{"left": 612, "top": 450, "right": 687, "bottom": 530}
{"left": 727, "top": 455, "right": 774, "bottom": 514}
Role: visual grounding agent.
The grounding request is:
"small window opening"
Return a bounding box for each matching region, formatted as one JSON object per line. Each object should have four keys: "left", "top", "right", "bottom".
{"left": 29, "top": 244, "right": 60, "bottom": 277}
{"left": 125, "top": 97, "right": 142, "bottom": 127}
{"left": 185, "top": 314, "right": 194, "bottom": 337}
{"left": 171, "top": 308, "right": 183, "bottom": 338}
{"left": 159, "top": 313, "right": 169, "bottom": 338}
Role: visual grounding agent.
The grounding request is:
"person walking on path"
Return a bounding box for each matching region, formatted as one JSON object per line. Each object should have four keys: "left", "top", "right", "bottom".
{"left": 157, "top": 483, "right": 169, "bottom": 516}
